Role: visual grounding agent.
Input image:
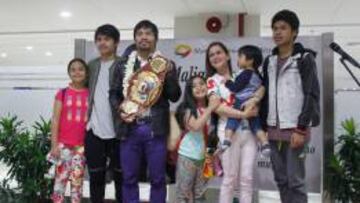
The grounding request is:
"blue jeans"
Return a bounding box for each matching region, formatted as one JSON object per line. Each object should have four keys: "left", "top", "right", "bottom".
{"left": 226, "top": 98, "right": 262, "bottom": 135}
{"left": 270, "top": 141, "right": 307, "bottom": 203}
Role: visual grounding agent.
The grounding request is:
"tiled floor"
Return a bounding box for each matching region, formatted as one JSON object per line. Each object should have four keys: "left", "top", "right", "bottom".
{"left": 0, "top": 162, "right": 321, "bottom": 202}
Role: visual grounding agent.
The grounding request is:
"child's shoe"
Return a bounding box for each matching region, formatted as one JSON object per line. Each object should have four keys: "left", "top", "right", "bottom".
{"left": 44, "top": 153, "right": 58, "bottom": 179}
{"left": 220, "top": 139, "right": 232, "bottom": 152}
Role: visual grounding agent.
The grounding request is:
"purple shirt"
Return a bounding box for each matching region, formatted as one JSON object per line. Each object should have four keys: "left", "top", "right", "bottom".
{"left": 268, "top": 126, "right": 310, "bottom": 142}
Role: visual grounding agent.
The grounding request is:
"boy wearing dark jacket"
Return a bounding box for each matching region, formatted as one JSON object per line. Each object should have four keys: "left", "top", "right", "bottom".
{"left": 261, "top": 10, "right": 320, "bottom": 203}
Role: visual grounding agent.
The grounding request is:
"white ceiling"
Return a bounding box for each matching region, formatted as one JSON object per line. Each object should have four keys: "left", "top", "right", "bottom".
{"left": 1, "top": 0, "right": 359, "bottom": 32}
{"left": 0, "top": 0, "right": 360, "bottom": 66}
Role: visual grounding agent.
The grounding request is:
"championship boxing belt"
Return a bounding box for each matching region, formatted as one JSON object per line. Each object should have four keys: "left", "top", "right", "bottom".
{"left": 120, "top": 56, "right": 169, "bottom": 116}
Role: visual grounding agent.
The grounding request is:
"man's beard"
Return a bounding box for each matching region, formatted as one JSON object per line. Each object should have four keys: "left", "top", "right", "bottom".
{"left": 137, "top": 44, "right": 154, "bottom": 53}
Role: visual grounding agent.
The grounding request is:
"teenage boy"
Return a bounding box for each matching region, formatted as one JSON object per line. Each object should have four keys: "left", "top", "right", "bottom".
{"left": 85, "top": 24, "right": 123, "bottom": 203}
{"left": 261, "top": 10, "right": 320, "bottom": 203}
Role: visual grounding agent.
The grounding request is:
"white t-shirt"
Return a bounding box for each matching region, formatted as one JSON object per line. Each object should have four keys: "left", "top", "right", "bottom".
{"left": 207, "top": 73, "right": 251, "bottom": 142}
{"left": 207, "top": 73, "right": 235, "bottom": 142}
{"left": 87, "top": 60, "right": 116, "bottom": 139}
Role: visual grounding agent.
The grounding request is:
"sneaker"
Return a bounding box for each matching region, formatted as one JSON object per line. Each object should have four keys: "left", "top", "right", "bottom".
{"left": 260, "top": 143, "right": 271, "bottom": 157}
{"left": 44, "top": 165, "right": 56, "bottom": 179}
{"left": 221, "top": 139, "right": 232, "bottom": 152}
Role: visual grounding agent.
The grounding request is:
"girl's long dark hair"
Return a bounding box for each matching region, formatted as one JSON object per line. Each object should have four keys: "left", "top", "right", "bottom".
{"left": 205, "top": 41, "right": 233, "bottom": 78}
{"left": 175, "top": 75, "right": 207, "bottom": 131}
{"left": 175, "top": 76, "right": 219, "bottom": 149}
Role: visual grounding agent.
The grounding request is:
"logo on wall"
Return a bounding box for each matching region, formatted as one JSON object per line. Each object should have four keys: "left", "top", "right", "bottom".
{"left": 175, "top": 44, "right": 192, "bottom": 58}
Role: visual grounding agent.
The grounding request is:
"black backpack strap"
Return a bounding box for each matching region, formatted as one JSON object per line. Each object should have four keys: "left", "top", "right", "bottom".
{"left": 61, "top": 88, "right": 67, "bottom": 103}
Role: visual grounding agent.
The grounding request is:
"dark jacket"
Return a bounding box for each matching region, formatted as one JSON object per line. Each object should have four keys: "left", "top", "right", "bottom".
{"left": 109, "top": 56, "right": 181, "bottom": 140}
{"left": 260, "top": 43, "right": 320, "bottom": 131}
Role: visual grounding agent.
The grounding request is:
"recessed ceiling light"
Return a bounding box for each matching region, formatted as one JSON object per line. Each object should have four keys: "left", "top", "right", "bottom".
{"left": 45, "top": 51, "right": 53, "bottom": 56}
{"left": 347, "top": 42, "right": 360, "bottom": 47}
{"left": 0, "top": 53, "right": 7, "bottom": 58}
{"left": 25, "top": 46, "right": 33, "bottom": 51}
{"left": 60, "top": 11, "right": 72, "bottom": 18}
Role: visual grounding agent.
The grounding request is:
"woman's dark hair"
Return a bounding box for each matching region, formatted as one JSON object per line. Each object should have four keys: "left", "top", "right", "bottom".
{"left": 94, "top": 24, "right": 120, "bottom": 43}
{"left": 67, "top": 58, "right": 89, "bottom": 85}
{"left": 133, "top": 20, "right": 159, "bottom": 41}
{"left": 205, "top": 41, "right": 232, "bottom": 78}
{"left": 175, "top": 75, "right": 207, "bottom": 131}
{"left": 271, "top": 9, "right": 300, "bottom": 39}
{"left": 238, "top": 45, "right": 263, "bottom": 69}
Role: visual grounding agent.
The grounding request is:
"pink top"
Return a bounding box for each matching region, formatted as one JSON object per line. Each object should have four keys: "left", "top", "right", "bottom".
{"left": 55, "top": 86, "right": 89, "bottom": 146}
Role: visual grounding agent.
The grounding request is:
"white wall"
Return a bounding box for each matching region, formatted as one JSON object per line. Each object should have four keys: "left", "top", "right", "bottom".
{"left": 0, "top": 65, "right": 68, "bottom": 126}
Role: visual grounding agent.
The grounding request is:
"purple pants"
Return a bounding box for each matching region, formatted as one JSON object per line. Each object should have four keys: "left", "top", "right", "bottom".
{"left": 120, "top": 123, "right": 167, "bottom": 203}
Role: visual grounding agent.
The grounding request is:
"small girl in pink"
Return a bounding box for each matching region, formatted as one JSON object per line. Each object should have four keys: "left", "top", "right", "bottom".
{"left": 49, "top": 58, "right": 89, "bottom": 203}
